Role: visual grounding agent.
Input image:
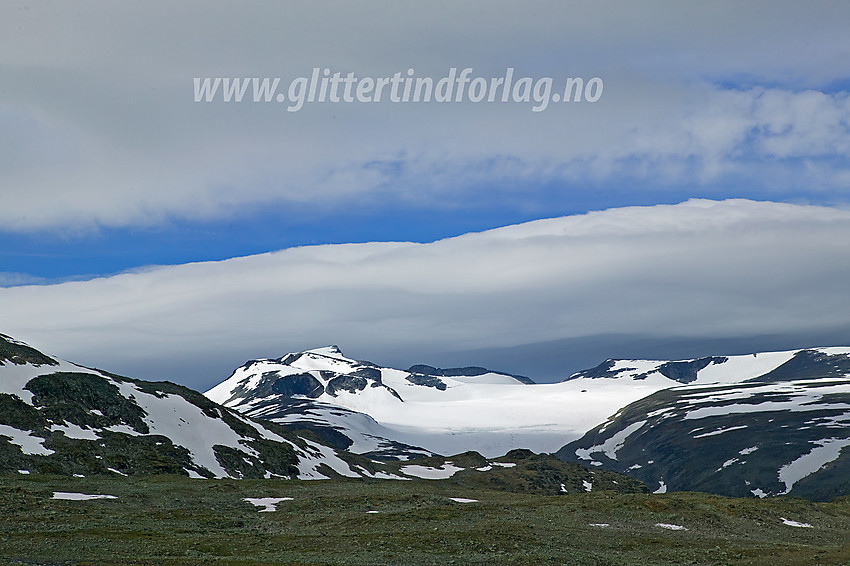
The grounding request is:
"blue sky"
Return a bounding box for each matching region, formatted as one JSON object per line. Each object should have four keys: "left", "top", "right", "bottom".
{"left": 2, "top": 1, "right": 850, "bottom": 386}
{"left": 2, "top": 179, "right": 826, "bottom": 283}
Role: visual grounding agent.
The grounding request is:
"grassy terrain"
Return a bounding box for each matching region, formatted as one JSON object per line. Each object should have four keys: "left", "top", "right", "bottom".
{"left": 1, "top": 475, "right": 850, "bottom": 565}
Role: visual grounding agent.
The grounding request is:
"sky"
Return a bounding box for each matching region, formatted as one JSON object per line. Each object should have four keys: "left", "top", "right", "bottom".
{"left": 1, "top": 2, "right": 850, "bottom": 389}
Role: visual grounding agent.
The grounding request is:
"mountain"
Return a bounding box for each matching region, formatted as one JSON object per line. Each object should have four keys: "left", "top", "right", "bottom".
{"left": 0, "top": 333, "right": 402, "bottom": 480}
{"left": 10, "top": 330, "right": 850, "bottom": 500}
{"left": 557, "top": 348, "right": 850, "bottom": 501}
{"left": 206, "top": 344, "right": 850, "bottom": 499}
{"left": 0, "top": 332, "right": 645, "bottom": 493}
{"left": 205, "top": 346, "right": 534, "bottom": 460}
{"left": 206, "top": 345, "right": 798, "bottom": 458}
{"left": 205, "top": 345, "right": 684, "bottom": 458}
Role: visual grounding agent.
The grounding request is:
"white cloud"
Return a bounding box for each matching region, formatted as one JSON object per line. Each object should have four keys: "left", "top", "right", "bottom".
{"left": 2, "top": 3, "right": 850, "bottom": 231}
{"left": 2, "top": 200, "right": 849, "bottom": 387}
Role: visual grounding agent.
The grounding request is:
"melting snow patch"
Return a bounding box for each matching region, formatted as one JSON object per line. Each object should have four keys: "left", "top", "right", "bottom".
{"left": 589, "top": 523, "right": 609, "bottom": 528}
{"left": 400, "top": 463, "right": 464, "bottom": 479}
{"left": 358, "top": 469, "right": 409, "bottom": 480}
{"left": 103, "top": 424, "right": 143, "bottom": 436}
{"left": 575, "top": 421, "right": 646, "bottom": 462}
{"left": 50, "top": 422, "right": 100, "bottom": 441}
{"left": 492, "top": 462, "right": 516, "bottom": 468}
{"left": 0, "top": 425, "right": 54, "bottom": 456}
{"left": 781, "top": 518, "right": 813, "bottom": 528}
{"left": 17, "top": 470, "right": 30, "bottom": 475}
{"left": 654, "top": 481, "right": 667, "bottom": 494}
{"left": 739, "top": 446, "right": 759, "bottom": 455}
{"left": 777, "top": 437, "right": 850, "bottom": 494}
{"left": 449, "top": 498, "right": 478, "bottom": 503}
{"left": 293, "top": 438, "right": 361, "bottom": 480}
{"left": 115, "top": 382, "right": 261, "bottom": 478}
{"left": 53, "top": 492, "right": 117, "bottom": 501}
{"left": 108, "top": 467, "right": 128, "bottom": 476}
{"left": 655, "top": 523, "right": 687, "bottom": 531}
{"left": 750, "top": 488, "right": 768, "bottom": 498}
{"left": 366, "top": 510, "right": 380, "bottom": 514}
{"left": 583, "top": 480, "right": 593, "bottom": 492}
{"left": 244, "top": 497, "right": 293, "bottom": 512}
{"left": 692, "top": 425, "right": 748, "bottom": 439}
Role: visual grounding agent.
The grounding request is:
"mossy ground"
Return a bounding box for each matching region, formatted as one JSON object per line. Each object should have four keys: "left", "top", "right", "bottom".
{"left": 1, "top": 475, "right": 850, "bottom": 565}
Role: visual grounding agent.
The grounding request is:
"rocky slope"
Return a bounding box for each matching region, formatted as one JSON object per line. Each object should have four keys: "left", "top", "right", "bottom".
{"left": 557, "top": 349, "right": 850, "bottom": 500}
{"left": 0, "top": 334, "right": 396, "bottom": 479}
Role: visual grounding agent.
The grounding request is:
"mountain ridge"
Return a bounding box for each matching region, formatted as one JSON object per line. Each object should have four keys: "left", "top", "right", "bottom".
{"left": 205, "top": 343, "right": 850, "bottom": 499}
{"left": 0, "top": 334, "right": 404, "bottom": 480}
{"left": 6, "top": 331, "right": 850, "bottom": 500}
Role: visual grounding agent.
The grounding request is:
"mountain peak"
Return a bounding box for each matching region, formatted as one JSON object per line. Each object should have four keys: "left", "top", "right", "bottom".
{"left": 305, "top": 345, "right": 344, "bottom": 357}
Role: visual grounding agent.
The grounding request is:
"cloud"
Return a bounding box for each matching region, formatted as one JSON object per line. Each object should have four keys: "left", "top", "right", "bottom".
{"left": 2, "top": 199, "right": 849, "bottom": 387}
{"left": 2, "top": 2, "right": 850, "bottom": 232}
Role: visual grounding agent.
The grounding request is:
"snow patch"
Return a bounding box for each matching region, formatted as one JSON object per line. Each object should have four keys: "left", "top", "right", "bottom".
{"left": 400, "top": 463, "right": 464, "bottom": 479}
{"left": 52, "top": 492, "right": 116, "bottom": 501}
{"left": 114, "top": 381, "right": 261, "bottom": 478}
{"left": 244, "top": 497, "right": 293, "bottom": 512}
{"left": 655, "top": 523, "right": 687, "bottom": 531}
{"left": 575, "top": 421, "right": 646, "bottom": 462}
{"left": 50, "top": 422, "right": 100, "bottom": 441}
{"left": 288, "top": 438, "right": 361, "bottom": 479}
{"left": 0, "top": 424, "right": 54, "bottom": 456}
{"left": 781, "top": 518, "right": 813, "bottom": 528}
{"left": 692, "top": 425, "right": 748, "bottom": 439}
{"left": 777, "top": 437, "right": 850, "bottom": 494}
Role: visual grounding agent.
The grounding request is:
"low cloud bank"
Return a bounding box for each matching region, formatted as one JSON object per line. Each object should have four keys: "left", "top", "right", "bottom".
{"left": 2, "top": 199, "right": 849, "bottom": 388}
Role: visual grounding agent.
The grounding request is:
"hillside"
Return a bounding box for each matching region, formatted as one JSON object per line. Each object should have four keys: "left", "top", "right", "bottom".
{"left": 0, "top": 333, "right": 391, "bottom": 480}
{"left": 557, "top": 349, "right": 850, "bottom": 500}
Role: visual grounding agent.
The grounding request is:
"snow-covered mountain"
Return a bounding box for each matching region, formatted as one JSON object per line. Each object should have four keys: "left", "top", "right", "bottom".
{"left": 1, "top": 330, "right": 645, "bottom": 492}
{"left": 557, "top": 348, "right": 850, "bottom": 500}
{"left": 205, "top": 346, "right": 550, "bottom": 459}
{"left": 0, "top": 334, "right": 401, "bottom": 480}
{"left": 207, "top": 345, "right": 850, "bottom": 498}
{"left": 10, "top": 329, "right": 850, "bottom": 499}
{"left": 205, "top": 345, "right": 820, "bottom": 458}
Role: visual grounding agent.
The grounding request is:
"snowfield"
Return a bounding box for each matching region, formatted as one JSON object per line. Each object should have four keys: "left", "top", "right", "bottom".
{"left": 206, "top": 345, "right": 850, "bottom": 458}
